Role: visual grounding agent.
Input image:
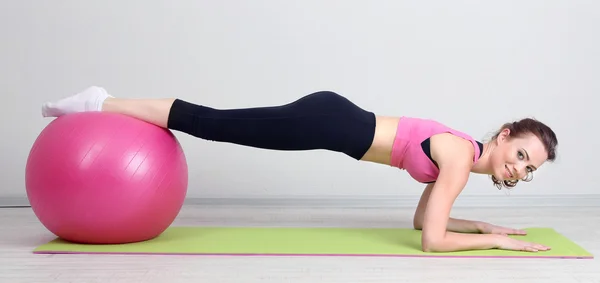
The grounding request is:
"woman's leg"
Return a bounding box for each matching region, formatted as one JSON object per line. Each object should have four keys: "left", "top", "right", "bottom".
{"left": 42, "top": 86, "right": 175, "bottom": 128}
{"left": 41, "top": 86, "right": 376, "bottom": 160}
{"left": 102, "top": 97, "right": 175, "bottom": 128}
{"left": 165, "top": 92, "right": 376, "bottom": 160}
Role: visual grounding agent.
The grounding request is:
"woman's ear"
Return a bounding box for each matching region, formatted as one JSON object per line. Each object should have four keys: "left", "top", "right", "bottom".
{"left": 497, "top": 128, "right": 511, "bottom": 143}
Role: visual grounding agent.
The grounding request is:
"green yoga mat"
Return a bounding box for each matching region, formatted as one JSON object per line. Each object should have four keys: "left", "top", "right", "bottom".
{"left": 33, "top": 226, "right": 593, "bottom": 259}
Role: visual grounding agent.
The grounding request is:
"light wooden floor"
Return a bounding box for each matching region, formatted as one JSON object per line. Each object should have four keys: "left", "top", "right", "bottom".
{"left": 1, "top": 205, "right": 599, "bottom": 283}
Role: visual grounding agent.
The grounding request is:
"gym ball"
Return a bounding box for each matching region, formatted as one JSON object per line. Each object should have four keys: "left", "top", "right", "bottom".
{"left": 25, "top": 112, "right": 188, "bottom": 244}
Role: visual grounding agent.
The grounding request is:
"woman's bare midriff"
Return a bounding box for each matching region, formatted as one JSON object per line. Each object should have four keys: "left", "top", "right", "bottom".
{"left": 360, "top": 115, "right": 401, "bottom": 165}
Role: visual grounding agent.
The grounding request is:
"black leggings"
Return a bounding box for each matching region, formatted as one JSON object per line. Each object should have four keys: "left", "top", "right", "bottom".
{"left": 166, "top": 91, "right": 376, "bottom": 160}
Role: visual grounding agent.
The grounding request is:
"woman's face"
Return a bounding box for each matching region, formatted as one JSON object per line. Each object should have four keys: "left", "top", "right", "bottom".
{"left": 489, "top": 129, "right": 548, "bottom": 182}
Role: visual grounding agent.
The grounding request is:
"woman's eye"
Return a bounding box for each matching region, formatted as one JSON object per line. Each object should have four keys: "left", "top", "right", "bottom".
{"left": 517, "top": 151, "right": 524, "bottom": 159}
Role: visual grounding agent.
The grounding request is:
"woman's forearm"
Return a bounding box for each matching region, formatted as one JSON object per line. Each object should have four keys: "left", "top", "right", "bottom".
{"left": 414, "top": 216, "right": 484, "bottom": 233}
{"left": 422, "top": 231, "right": 500, "bottom": 252}
{"left": 445, "top": 217, "right": 484, "bottom": 233}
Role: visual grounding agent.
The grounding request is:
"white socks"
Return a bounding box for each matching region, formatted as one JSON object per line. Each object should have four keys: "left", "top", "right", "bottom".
{"left": 42, "top": 86, "right": 113, "bottom": 117}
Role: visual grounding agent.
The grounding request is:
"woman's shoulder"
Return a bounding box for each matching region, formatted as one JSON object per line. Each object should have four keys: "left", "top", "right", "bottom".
{"left": 395, "top": 116, "right": 483, "bottom": 166}
{"left": 406, "top": 117, "right": 481, "bottom": 167}
{"left": 429, "top": 132, "right": 479, "bottom": 169}
{"left": 401, "top": 116, "right": 479, "bottom": 143}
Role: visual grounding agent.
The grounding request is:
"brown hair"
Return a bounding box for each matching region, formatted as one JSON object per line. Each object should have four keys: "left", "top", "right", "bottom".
{"left": 489, "top": 118, "right": 558, "bottom": 190}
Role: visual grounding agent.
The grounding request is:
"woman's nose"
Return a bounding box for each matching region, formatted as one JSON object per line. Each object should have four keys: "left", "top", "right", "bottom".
{"left": 514, "top": 164, "right": 527, "bottom": 178}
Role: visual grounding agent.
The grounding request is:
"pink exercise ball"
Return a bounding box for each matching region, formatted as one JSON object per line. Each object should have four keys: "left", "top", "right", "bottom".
{"left": 25, "top": 112, "right": 188, "bottom": 244}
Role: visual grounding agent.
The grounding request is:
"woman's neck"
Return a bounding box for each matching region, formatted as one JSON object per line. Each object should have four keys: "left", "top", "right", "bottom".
{"left": 471, "top": 141, "right": 495, "bottom": 175}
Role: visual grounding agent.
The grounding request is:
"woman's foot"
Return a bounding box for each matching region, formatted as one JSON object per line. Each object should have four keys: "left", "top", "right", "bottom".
{"left": 41, "top": 86, "right": 113, "bottom": 117}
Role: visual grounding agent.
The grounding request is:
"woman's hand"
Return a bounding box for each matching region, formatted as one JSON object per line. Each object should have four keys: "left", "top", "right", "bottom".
{"left": 481, "top": 223, "right": 550, "bottom": 252}
{"left": 494, "top": 235, "right": 551, "bottom": 252}
{"left": 478, "top": 222, "right": 527, "bottom": 236}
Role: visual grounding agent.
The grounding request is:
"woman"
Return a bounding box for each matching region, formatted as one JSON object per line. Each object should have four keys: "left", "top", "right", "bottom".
{"left": 42, "top": 86, "right": 558, "bottom": 253}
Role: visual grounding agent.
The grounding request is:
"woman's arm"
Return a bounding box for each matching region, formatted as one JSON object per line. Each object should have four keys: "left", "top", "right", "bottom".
{"left": 414, "top": 183, "right": 528, "bottom": 236}
{"left": 418, "top": 134, "right": 549, "bottom": 252}
{"left": 420, "top": 133, "right": 501, "bottom": 252}
{"left": 413, "top": 183, "right": 484, "bottom": 233}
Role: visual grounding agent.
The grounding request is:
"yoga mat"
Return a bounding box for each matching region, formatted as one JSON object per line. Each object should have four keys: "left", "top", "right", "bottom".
{"left": 34, "top": 226, "right": 593, "bottom": 259}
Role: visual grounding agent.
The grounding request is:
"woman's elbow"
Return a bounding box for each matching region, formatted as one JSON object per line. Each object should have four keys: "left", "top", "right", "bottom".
{"left": 413, "top": 220, "right": 423, "bottom": 230}
{"left": 422, "top": 240, "right": 443, "bottom": 252}
{"left": 421, "top": 235, "right": 445, "bottom": 252}
{"left": 421, "top": 239, "right": 435, "bottom": 252}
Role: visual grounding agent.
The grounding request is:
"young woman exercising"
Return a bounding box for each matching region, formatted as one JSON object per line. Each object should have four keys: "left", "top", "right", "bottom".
{"left": 41, "top": 86, "right": 558, "bottom": 253}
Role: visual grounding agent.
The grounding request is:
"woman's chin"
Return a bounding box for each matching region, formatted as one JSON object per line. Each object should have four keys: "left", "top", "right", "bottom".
{"left": 493, "top": 171, "right": 505, "bottom": 181}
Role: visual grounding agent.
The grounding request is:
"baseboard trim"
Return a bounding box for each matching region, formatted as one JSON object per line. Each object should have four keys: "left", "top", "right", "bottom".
{"left": 2, "top": 194, "right": 599, "bottom": 208}
{"left": 183, "top": 194, "right": 600, "bottom": 208}
{"left": 0, "top": 197, "right": 31, "bottom": 208}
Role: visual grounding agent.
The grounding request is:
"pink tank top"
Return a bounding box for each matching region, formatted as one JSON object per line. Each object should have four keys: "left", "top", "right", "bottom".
{"left": 390, "top": 117, "right": 482, "bottom": 183}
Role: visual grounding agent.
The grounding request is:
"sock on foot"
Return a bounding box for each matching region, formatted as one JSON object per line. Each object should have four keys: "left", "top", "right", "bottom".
{"left": 41, "top": 86, "right": 113, "bottom": 117}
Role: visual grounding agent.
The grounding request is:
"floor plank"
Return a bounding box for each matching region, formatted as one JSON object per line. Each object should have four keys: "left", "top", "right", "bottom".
{"left": 1, "top": 206, "right": 598, "bottom": 283}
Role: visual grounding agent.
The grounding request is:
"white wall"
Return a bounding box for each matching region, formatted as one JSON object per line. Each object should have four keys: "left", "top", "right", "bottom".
{"left": 1, "top": 0, "right": 598, "bottom": 204}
